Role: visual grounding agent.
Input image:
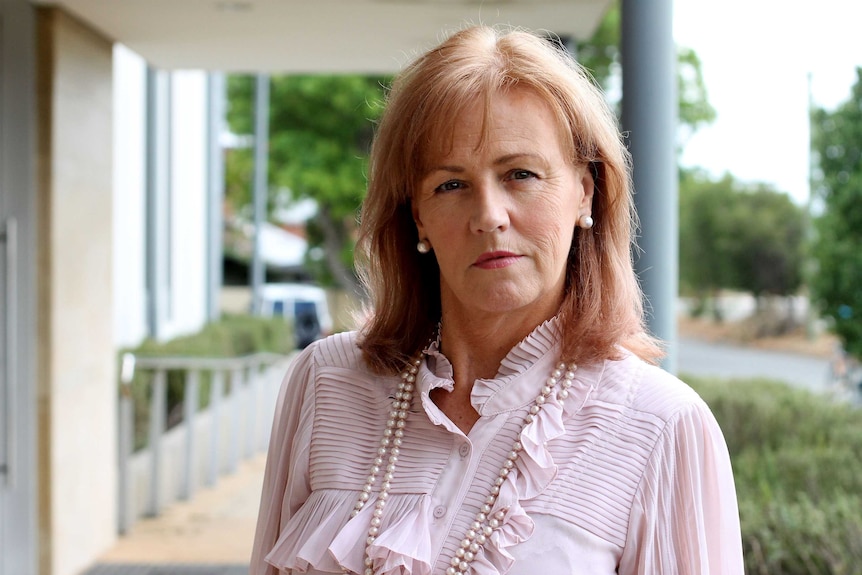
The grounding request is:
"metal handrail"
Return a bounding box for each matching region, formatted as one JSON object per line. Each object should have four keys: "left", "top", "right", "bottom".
{"left": 1, "top": 219, "right": 17, "bottom": 488}
{"left": 120, "top": 352, "right": 289, "bottom": 377}
{"left": 117, "top": 350, "right": 292, "bottom": 534}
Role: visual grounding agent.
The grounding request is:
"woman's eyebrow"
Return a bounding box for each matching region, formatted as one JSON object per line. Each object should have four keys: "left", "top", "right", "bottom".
{"left": 425, "top": 165, "right": 465, "bottom": 174}
{"left": 493, "top": 152, "right": 544, "bottom": 165}
{"left": 428, "top": 153, "right": 544, "bottom": 173}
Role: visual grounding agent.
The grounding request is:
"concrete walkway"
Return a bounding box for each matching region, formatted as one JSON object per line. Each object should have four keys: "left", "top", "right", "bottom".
{"left": 677, "top": 336, "right": 832, "bottom": 392}
{"left": 82, "top": 455, "right": 266, "bottom": 574}
{"left": 82, "top": 565, "right": 247, "bottom": 575}
{"left": 81, "top": 336, "right": 836, "bottom": 575}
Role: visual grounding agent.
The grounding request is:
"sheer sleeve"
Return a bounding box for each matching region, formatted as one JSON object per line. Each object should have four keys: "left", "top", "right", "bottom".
{"left": 619, "top": 400, "right": 744, "bottom": 574}
{"left": 249, "top": 344, "right": 317, "bottom": 575}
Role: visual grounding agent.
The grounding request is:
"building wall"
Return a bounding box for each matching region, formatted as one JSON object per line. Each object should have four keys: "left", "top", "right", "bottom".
{"left": 113, "top": 57, "right": 209, "bottom": 348}
{"left": 112, "top": 45, "right": 148, "bottom": 349}
{"left": 36, "top": 8, "right": 117, "bottom": 575}
{"left": 161, "top": 70, "right": 208, "bottom": 342}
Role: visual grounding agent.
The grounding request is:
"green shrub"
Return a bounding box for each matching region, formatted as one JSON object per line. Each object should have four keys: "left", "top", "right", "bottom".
{"left": 740, "top": 494, "right": 862, "bottom": 575}
{"left": 691, "top": 378, "right": 855, "bottom": 456}
{"left": 687, "top": 376, "right": 862, "bottom": 574}
{"left": 131, "top": 313, "right": 295, "bottom": 357}
{"left": 733, "top": 445, "right": 862, "bottom": 505}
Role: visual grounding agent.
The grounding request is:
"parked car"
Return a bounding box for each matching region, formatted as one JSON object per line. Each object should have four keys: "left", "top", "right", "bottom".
{"left": 260, "top": 283, "right": 333, "bottom": 348}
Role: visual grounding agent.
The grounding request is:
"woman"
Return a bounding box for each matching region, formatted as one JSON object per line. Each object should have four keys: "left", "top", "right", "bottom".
{"left": 251, "top": 25, "right": 743, "bottom": 575}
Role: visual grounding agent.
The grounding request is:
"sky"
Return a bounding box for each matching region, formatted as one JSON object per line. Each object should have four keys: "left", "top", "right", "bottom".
{"left": 673, "top": 0, "right": 862, "bottom": 204}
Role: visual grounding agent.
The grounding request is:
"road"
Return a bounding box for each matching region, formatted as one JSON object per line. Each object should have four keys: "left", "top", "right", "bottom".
{"left": 677, "top": 336, "right": 832, "bottom": 392}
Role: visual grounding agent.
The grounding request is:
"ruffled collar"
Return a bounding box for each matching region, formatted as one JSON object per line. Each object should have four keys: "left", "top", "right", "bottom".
{"left": 417, "top": 316, "right": 600, "bottom": 418}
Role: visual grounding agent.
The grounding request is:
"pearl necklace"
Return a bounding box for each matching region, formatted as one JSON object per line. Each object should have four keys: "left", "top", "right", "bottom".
{"left": 348, "top": 356, "right": 577, "bottom": 575}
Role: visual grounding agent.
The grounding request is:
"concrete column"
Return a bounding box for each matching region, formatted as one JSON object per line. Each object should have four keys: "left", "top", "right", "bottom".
{"left": 621, "top": 0, "right": 679, "bottom": 372}
{"left": 250, "top": 74, "right": 269, "bottom": 315}
{"left": 36, "top": 8, "right": 117, "bottom": 575}
{"left": 206, "top": 73, "right": 226, "bottom": 322}
{"left": 145, "top": 68, "right": 172, "bottom": 339}
{"left": 112, "top": 46, "right": 148, "bottom": 348}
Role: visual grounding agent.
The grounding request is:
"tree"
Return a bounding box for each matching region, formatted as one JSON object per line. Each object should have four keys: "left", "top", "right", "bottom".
{"left": 676, "top": 47, "right": 717, "bottom": 145}
{"left": 575, "top": 1, "right": 717, "bottom": 140}
{"left": 729, "top": 185, "right": 805, "bottom": 302}
{"left": 809, "top": 67, "right": 862, "bottom": 359}
{"left": 225, "top": 75, "right": 387, "bottom": 292}
{"left": 679, "top": 171, "right": 805, "bottom": 321}
{"left": 678, "top": 171, "right": 738, "bottom": 315}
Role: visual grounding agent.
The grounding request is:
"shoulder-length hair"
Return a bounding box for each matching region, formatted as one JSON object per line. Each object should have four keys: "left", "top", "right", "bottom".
{"left": 356, "top": 25, "right": 663, "bottom": 374}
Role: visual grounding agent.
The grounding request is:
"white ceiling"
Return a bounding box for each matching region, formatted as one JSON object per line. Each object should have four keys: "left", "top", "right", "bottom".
{"left": 32, "top": 0, "right": 611, "bottom": 73}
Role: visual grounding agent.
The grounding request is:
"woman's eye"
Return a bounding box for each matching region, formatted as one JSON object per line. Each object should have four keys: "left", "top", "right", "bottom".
{"left": 435, "top": 180, "right": 463, "bottom": 192}
{"left": 510, "top": 170, "right": 536, "bottom": 180}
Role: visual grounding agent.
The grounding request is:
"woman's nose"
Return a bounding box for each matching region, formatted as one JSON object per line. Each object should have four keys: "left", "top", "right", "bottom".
{"left": 469, "top": 182, "right": 510, "bottom": 233}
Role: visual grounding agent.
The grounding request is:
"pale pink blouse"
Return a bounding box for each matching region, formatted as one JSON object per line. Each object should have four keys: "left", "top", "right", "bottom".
{"left": 250, "top": 321, "right": 744, "bottom": 574}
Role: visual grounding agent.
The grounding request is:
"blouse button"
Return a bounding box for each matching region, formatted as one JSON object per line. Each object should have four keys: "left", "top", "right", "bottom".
{"left": 458, "top": 443, "right": 470, "bottom": 457}
{"left": 433, "top": 505, "right": 447, "bottom": 518}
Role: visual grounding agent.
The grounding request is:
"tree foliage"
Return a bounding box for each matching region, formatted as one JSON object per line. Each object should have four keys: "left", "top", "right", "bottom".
{"left": 573, "top": 4, "right": 619, "bottom": 90}
{"left": 225, "top": 75, "right": 387, "bottom": 291}
{"left": 680, "top": 170, "right": 805, "bottom": 313}
{"left": 809, "top": 67, "right": 862, "bottom": 359}
{"left": 679, "top": 171, "right": 738, "bottom": 301}
{"left": 734, "top": 187, "right": 805, "bottom": 299}
{"left": 676, "top": 47, "right": 717, "bottom": 144}
{"left": 575, "top": 1, "right": 716, "bottom": 138}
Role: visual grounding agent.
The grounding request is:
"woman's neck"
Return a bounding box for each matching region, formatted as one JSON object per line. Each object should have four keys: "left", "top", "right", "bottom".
{"left": 431, "top": 311, "right": 548, "bottom": 435}
{"left": 438, "top": 310, "right": 547, "bottom": 385}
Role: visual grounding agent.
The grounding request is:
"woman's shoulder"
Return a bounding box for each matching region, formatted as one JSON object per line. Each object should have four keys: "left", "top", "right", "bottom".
{"left": 301, "top": 330, "right": 367, "bottom": 371}
{"left": 593, "top": 351, "right": 709, "bottom": 424}
{"left": 280, "top": 330, "right": 387, "bottom": 419}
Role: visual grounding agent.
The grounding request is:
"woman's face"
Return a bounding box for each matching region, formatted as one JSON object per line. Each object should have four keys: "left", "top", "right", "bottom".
{"left": 412, "top": 87, "right": 594, "bottom": 326}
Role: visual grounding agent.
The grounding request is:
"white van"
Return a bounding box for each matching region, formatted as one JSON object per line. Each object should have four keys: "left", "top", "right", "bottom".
{"left": 260, "top": 283, "right": 333, "bottom": 348}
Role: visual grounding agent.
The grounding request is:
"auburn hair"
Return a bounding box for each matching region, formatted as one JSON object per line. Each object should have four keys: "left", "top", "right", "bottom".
{"left": 356, "top": 25, "right": 663, "bottom": 374}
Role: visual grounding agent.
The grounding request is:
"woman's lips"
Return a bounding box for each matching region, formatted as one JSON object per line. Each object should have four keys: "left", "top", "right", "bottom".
{"left": 473, "top": 251, "right": 520, "bottom": 269}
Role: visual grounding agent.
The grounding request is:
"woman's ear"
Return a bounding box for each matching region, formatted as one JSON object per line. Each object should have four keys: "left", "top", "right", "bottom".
{"left": 579, "top": 162, "right": 598, "bottom": 214}
{"left": 411, "top": 199, "right": 426, "bottom": 239}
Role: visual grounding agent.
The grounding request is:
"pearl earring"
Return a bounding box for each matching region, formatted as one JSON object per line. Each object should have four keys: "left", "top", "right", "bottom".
{"left": 578, "top": 215, "right": 594, "bottom": 229}
{"left": 417, "top": 240, "right": 431, "bottom": 254}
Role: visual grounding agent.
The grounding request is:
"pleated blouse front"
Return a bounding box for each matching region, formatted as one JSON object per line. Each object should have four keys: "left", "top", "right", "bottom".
{"left": 250, "top": 321, "right": 744, "bottom": 575}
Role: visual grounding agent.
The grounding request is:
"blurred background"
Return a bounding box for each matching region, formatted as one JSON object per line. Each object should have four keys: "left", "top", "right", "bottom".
{"left": 1, "top": 1, "right": 860, "bottom": 574}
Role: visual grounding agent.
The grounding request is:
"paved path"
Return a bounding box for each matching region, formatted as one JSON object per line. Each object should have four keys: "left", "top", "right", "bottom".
{"left": 81, "top": 337, "right": 833, "bottom": 575}
{"left": 82, "top": 565, "right": 247, "bottom": 575}
{"left": 677, "top": 336, "right": 832, "bottom": 392}
{"left": 82, "top": 455, "right": 266, "bottom": 574}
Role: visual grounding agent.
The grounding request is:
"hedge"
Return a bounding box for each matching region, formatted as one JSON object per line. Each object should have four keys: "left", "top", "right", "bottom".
{"left": 690, "top": 376, "right": 862, "bottom": 574}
